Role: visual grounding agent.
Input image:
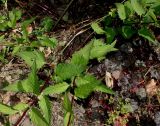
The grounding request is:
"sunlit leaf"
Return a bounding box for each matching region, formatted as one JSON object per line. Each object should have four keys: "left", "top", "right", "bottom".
{"left": 38, "top": 36, "right": 57, "bottom": 48}
{"left": 95, "top": 85, "right": 115, "bottom": 95}
{"left": 90, "top": 39, "right": 117, "bottom": 59}
{"left": 13, "top": 103, "right": 28, "bottom": 112}
{"left": 40, "top": 17, "right": 54, "bottom": 32}
{"left": 18, "top": 50, "right": 45, "bottom": 69}
{"left": 29, "top": 107, "right": 48, "bottom": 126}
{"left": 0, "top": 103, "right": 18, "bottom": 115}
{"left": 38, "top": 95, "right": 51, "bottom": 124}
{"left": 115, "top": 3, "right": 126, "bottom": 20}
{"left": 63, "top": 93, "right": 72, "bottom": 113}
{"left": 64, "top": 112, "right": 73, "bottom": 126}
{"left": 43, "top": 82, "right": 69, "bottom": 95}
{"left": 131, "top": 0, "right": 145, "bottom": 16}
{"left": 91, "top": 22, "right": 105, "bottom": 34}
{"left": 3, "top": 61, "right": 40, "bottom": 94}
{"left": 55, "top": 63, "right": 84, "bottom": 80}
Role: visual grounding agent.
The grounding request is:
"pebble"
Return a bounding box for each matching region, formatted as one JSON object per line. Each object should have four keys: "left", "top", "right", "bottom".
{"left": 154, "top": 111, "right": 160, "bottom": 126}
{"left": 136, "top": 88, "right": 147, "bottom": 99}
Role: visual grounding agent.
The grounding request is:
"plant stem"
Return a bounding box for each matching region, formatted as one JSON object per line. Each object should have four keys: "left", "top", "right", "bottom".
{"left": 13, "top": 78, "right": 50, "bottom": 126}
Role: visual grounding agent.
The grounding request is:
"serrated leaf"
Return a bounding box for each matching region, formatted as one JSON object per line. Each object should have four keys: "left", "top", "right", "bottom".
{"left": 90, "top": 40, "right": 117, "bottom": 59}
{"left": 138, "top": 27, "right": 158, "bottom": 44}
{"left": 115, "top": 3, "right": 126, "bottom": 20}
{"left": 70, "top": 54, "right": 88, "bottom": 72}
{"left": 124, "top": 1, "right": 134, "bottom": 16}
{"left": 75, "top": 74, "right": 101, "bottom": 98}
{"left": 55, "top": 63, "right": 84, "bottom": 80}
{"left": 12, "top": 45, "right": 22, "bottom": 55}
{"left": 3, "top": 81, "right": 25, "bottom": 92}
{"left": 41, "top": 17, "right": 54, "bottom": 32}
{"left": 64, "top": 112, "right": 73, "bottom": 126}
{"left": 105, "top": 27, "right": 116, "bottom": 44}
{"left": 38, "top": 95, "right": 51, "bottom": 124}
{"left": 63, "top": 93, "right": 72, "bottom": 112}
{"left": 38, "top": 36, "right": 57, "bottom": 48}
{"left": 91, "top": 22, "right": 105, "bottom": 34}
{"left": 121, "top": 26, "right": 136, "bottom": 39}
{"left": 71, "top": 41, "right": 93, "bottom": 62}
{"left": 75, "top": 83, "right": 96, "bottom": 99}
{"left": 0, "top": 103, "right": 18, "bottom": 115}
{"left": 13, "top": 103, "right": 28, "bottom": 112}
{"left": 95, "top": 85, "right": 115, "bottom": 95}
{"left": 18, "top": 50, "right": 45, "bottom": 69}
{"left": 29, "top": 107, "right": 48, "bottom": 126}
{"left": 75, "top": 74, "right": 114, "bottom": 98}
{"left": 3, "top": 61, "right": 40, "bottom": 94}
{"left": 131, "top": 0, "right": 145, "bottom": 16}
{"left": 43, "top": 82, "right": 69, "bottom": 95}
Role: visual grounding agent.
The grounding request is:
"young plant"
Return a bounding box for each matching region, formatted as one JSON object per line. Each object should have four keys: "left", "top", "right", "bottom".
{"left": 0, "top": 37, "right": 116, "bottom": 125}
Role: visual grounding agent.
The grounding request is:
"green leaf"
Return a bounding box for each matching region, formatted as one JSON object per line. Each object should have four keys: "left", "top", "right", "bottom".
{"left": 75, "top": 74, "right": 101, "bottom": 98}
{"left": 3, "top": 61, "right": 40, "bottom": 94}
{"left": 55, "top": 63, "right": 84, "bottom": 80}
{"left": 21, "top": 18, "right": 35, "bottom": 41}
{"left": 8, "top": 10, "right": 16, "bottom": 28}
{"left": 0, "top": 103, "right": 18, "bottom": 115}
{"left": 71, "top": 41, "right": 93, "bottom": 63}
{"left": 0, "top": 35, "right": 5, "bottom": 42}
{"left": 124, "top": 1, "right": 135, "bottom": 16}
{"left": 131, "top": 0, "right": 145, "bottom": 16}
{"left": 75, "top": 74, "right": 114, "bottom": 98}
{"left": 70, "top": 53, "right": 88, "bottom": 73}
{"left": 105, "top": 27, "right": 116, "bottom": 44}
{"left": 13, "top": 103, "right": 28, "bottom": 111}
{"left": 95, "top": 85, "right": 115, "bottom": 95}
{"left": 64, "top": 112, "right": 73, "bottom": 126}
{"left": 121, "top": 26, "right": 136, "bottom": 39}
{"left": 90, "top": 39, "right": 117, "bottom": 59}
{"left": 18, "top": 50, "right": 45, "bottom": 69}
{"left": 74, "top": 83, "right": 95, "bottom": 99}
{"left": 29, "top": 107, "right": 48, "bottom": 126}
{"left": 63, "top": 93, "right": 72, "bottom": 112}
{"left": 40, "top": 17, "right": 54, "bottom": 32}
{"left": 91, "top": 22, "right": 105, "bottom": 34}
{"left": 38, "top": 36, "right": 57, "bottom": 48}
{"left": 3, "top": 81, "right": 25, "bottom": 92}
{"left": 138, "top": 27, "right": 158, "bottom": 44}
{"left": 43, "top": 82, "right": 69, "bottom": 95}
{"left": 38, "top": 95, "right": 51, "bottom": 124}
{"left": 12, "top": 45, "right": 22, "bottom": 55}
{"left": 115, "top": 3, "right": 126, "bottom": 20}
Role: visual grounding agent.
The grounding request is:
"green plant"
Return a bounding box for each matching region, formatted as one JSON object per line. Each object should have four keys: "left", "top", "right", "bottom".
{"left": 91, "top": 0, "right": 160, "bottom": 45}
{"left": 107, "top": 97, "right": 133, "bottom": 126}
{"left": 0, "top": 38, "right": 116, "bottom": 125}
{"left": 1, "top": 0, "right": 160, "bottom": 125}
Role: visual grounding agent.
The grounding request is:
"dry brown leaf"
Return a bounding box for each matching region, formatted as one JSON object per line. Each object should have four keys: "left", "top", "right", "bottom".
{"left": 105, "top": 71, "right": 114, "bottom": 88}
{"left": 145, "top": 79, "right": 157, "bottom": 96}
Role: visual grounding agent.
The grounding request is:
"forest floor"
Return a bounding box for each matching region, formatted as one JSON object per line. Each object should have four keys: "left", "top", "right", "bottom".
{"left": 0, "top": 0, "right": 160, "bottom": 126}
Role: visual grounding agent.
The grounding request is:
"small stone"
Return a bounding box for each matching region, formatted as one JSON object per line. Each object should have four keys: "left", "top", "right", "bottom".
{"left": 154, "top": 111, "right": 160, "bottom": 125}
{"left": 130, "top": 100, "right": 138, "bottom": 112}
{"left": 136, "top": 88, "right": 146, "bottom": 99}
{"left": 90, "top": 99, "right": 101, "bottom": 108}
{"left": 112, "top": 70, "right": 122, "bottom": 80}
